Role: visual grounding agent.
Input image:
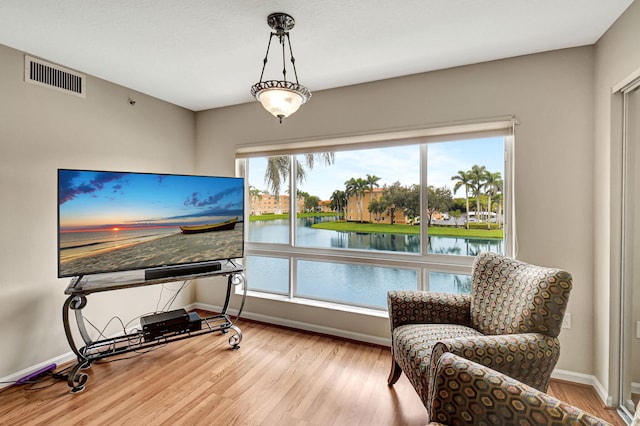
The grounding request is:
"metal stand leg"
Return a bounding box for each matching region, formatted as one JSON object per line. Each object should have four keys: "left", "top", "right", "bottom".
{"left": 228, "top": 324, "right": 243, "bottom": 349}
{"left": 62, "top": 295, "right": 92, "bottom": 393}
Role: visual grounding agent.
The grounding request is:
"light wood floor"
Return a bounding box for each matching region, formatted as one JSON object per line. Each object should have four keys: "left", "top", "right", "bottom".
{"left": 0, "top": 317, "right": 625, "bottom": 426}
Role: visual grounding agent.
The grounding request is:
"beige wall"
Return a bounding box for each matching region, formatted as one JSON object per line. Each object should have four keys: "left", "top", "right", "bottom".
{"left": 593, "top": 0, "right": 640, "bottom": 403}
{"left": 196, "top": 46, "right": 596, "bottom": 374}
{"left": 0, "top": 43, "right": 196, "bottom": 378}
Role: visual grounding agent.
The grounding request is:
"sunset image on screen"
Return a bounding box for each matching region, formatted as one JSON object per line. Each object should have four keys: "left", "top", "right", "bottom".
{"left": 58, "top": 169, "right": 244, "bottom": 277}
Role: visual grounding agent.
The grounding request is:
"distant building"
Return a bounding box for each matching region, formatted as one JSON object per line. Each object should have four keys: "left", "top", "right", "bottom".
{"left": 249, "top": 193, "right": 304, "bottom": 215}
{"left": 318, "top": 200, "right": 333, "bottom": 213}
{"left": 345, "top": 188, "right": 407, "bottom": 224}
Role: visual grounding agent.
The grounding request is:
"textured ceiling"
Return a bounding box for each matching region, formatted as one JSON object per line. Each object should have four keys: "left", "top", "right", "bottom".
{"left": 0, "top": 0, "right": 633, "bottom": 111}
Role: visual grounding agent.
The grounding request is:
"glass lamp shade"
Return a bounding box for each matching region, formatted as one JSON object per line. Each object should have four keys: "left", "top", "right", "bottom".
{"left": 251, "top": 80, "right": 311, "bottom": 123}
{"left": 258, "top": 88, "right": 303, "bottom": 120}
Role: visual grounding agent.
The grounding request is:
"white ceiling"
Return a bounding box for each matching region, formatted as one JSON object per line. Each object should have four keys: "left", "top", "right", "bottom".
{"left": 0, "top": 0, "right": 633, "bottom": 111}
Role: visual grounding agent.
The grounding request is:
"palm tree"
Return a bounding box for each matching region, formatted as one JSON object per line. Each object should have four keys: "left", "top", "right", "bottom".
{"left": 365, "top": 174, "right": 381, "bottom": 221}
{"left": 345, "top": 177, "right": 367, "bottom": 222}
{"left": 495, "top": 189, "right": 504, "bottom": 229}
{"left": 483, "top": 171, "right": 502, "bottom": 229}
{"left": 302, "top": 152, "right": 335, "bottom": 170}
{"left": 264, "top": 156, "right": 290, "bottom": 196}
{"left": 248, "top": 185, "right": 264, "bottom": 215}
{"left": 263, "top": 153, "right": 335, "bottom": 197}
{"left": 468, "top": 164, "right": 488, "bottom": 222}
{"left": 296, "top": 190, "right": 310, "bottom": 215}
{"left": 329, "top": 190, "right": 347, "bottom": 217}
{"left": 451, "top": 170, "right": 472, "bottom": 229}
{"left": 262, "top": 153, "right": 334, "bottom": 215}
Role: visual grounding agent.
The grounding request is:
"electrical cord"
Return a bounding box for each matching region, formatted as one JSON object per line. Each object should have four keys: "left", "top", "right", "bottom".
{"left": 158, "top": 280, "right": 190, "bottom": 312}
{"left": 81, "top": 279, "right": 190, "bottom": 344}
{"left": 22, "top": 373, "right": 60, "bottom": 391}
{"left": 0, "top": 369, "right": 66, "bottom": 394}
{"left": 82, "top": 315, "right": 127, "bottom": 341}
{"left": 17, "top": 280, "right": 193, "bottom": 393}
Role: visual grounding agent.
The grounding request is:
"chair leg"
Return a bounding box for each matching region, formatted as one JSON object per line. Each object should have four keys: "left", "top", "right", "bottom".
{"left": 388, "top": 359, "right": 402, "bottom": 386}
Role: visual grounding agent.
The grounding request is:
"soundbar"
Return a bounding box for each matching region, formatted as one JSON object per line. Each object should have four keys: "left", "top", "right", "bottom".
{"left": 144, "top": 261, "right": 221, "bottom": 280}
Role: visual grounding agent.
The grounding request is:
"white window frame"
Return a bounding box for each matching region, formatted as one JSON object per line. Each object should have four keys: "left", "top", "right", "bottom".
{"left": 236, "top": 117, "right": 517, "bottom": 312}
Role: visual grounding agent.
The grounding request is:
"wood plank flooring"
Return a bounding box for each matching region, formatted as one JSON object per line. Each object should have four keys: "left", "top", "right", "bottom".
{"left": 0, "top": 317, "right": 625, "bottom": 425}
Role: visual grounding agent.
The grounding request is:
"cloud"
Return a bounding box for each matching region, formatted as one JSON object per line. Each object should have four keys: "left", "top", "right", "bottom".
{"left": 90, "top": 172, "right": 127, "bottom": 190}
{"left": 58, "top": 170, "right": 127, "bottom": 204}
{"left": 183, "top": 186, "right": 242, "bottom": 208}
{"left": 165, "top": 206, "right": 244, "bottom": 221}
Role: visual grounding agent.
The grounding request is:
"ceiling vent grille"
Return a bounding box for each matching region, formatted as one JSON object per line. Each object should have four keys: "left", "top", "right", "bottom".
{"left": 24, "top": 55, "right": 85, "bottom": 98}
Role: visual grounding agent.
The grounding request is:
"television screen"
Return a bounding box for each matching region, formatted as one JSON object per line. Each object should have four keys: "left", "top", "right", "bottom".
{"left": 58, "top": 169, "right": 244, "bottom": 278}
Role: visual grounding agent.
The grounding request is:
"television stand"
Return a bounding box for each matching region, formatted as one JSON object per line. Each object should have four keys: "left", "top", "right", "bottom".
{"left": 61, "top": 261, "right": 245, "bottom": 393}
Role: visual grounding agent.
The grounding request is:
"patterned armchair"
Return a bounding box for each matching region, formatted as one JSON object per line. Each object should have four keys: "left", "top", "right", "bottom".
{"left": 387, "top": 252, "right": 572, "bottom": 410}
{"left": 427, "top": 353, "right": 611, "bottom": 425}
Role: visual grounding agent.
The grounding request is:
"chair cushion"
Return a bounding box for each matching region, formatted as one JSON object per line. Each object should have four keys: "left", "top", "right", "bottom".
{"left": 392, "top": 323, "right": 483, "bottom": 405}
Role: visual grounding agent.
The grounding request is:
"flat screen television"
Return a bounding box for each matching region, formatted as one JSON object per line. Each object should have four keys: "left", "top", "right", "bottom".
{"left": 58, "top": 169, "right": 244, "bottom": 279}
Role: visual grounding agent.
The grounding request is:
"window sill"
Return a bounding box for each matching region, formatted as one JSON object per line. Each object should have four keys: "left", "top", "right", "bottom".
{"left": 238, "top": 288, "right": 389, "bottom": 319}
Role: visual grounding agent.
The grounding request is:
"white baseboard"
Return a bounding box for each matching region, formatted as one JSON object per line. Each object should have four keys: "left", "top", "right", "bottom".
{"left": 550, "top": 369, "right": 613, "bottom": 406}
{"left": 0, "top": 352, "right": 76, "bottom": 389}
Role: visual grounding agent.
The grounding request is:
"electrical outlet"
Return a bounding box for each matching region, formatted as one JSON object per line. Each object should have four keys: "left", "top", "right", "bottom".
{"left": 562, "top": 313, "right": 572, "bottom": 329}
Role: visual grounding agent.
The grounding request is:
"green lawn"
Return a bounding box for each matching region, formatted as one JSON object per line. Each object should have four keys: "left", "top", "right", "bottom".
{"left": 311, "top": 221, "right": 503, "bottom": 238}
{"left": 248, "top": 214, "right": 503, "bottom": 239}
{"left": 249, "top": 212, "right": 338, "bottom": 222}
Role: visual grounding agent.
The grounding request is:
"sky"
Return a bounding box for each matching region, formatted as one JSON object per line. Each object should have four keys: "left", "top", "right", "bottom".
{"left": 58, "top": 170, "right": 244, "bottom": 231}
{"left": 248, "top": 136, "right": 505, "bottom": 200}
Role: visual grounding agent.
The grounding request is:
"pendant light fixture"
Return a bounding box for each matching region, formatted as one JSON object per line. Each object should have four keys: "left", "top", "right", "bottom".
{"left": 251, "top": 13, "right": 311, "bottom": 123}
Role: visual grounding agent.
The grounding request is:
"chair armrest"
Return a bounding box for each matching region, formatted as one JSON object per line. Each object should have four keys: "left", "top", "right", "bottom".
{"left": 430, "top": 333, "right": 560, "bottom": 393}
{"left": 429, "top": 353, "right": 611, "bottom": 426}
{"left": 387, "top": 291, "right": 471, "bottom": 330}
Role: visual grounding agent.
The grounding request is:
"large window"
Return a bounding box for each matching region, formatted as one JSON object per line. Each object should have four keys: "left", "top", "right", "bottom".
{"left": 238, "top": 121, "right": 514, "bottom": 311}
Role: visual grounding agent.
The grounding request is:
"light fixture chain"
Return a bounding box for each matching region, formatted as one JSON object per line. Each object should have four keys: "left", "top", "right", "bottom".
{"left": 258, "top": 33, "right": 276, "bottom": 82}
{"left": 281, "top": 32, "right": 287, "bottom": 82}
{"left": 285, "top": 33, "right": 300, "bottom": 85}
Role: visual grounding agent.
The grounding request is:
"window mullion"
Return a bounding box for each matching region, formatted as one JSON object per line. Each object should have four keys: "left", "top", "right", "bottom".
{"left": 290, "top": 154, "right": 297, "bottom": 247}
{"left": 290, "top": 155, "right": 297, "bottom": 299}
{"left": 290, "top": 256, "right": 296, "bottom": 299}
{"left": 504, "top": 126, "right": 516, "bottom": 257}
{"left": 421, "top": 143, "right": 428, "bottom": 257}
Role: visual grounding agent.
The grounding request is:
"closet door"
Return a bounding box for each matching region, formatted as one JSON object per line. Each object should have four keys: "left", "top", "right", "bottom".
{"left": 621, "top": 81, "right": 640, "bottom": 419}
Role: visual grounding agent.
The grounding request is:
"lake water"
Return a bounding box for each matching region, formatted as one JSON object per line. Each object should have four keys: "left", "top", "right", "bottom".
{"left": 248, "top": 216, "right": 503, "bottom": 256}
{"left": 246, "top": 217, "right": 501, "bottom": 308}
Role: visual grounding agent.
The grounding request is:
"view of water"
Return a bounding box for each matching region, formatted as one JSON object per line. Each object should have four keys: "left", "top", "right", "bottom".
{"left": 245, "top": 255, "right": 474, "bottom": 309}
{"left": 248, "top": 216, "right": 503, "bottom": 256}
{"left": 246, "top": 217, "right": 500, "bottom": 308}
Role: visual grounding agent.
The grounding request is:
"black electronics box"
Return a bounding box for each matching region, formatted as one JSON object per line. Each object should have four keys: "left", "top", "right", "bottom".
{"left": 140, "top": 309, "right": 201, "bottom": 342}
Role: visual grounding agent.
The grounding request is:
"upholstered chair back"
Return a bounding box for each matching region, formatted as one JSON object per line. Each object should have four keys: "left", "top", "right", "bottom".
{"left": 427, "top": 353, "right": 612, "bottom": 426}
{"left": 470, "top": 252, "right": 572, "bottom": 337}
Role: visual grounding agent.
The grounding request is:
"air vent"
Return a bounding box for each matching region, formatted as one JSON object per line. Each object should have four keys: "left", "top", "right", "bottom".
{"left": 24, "top": 55, "right": 85, "bottom": 98}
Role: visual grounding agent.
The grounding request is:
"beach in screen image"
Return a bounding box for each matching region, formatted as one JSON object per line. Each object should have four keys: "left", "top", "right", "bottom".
{"left": 59, "top": 227, "right": 243, "bottom": 276}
